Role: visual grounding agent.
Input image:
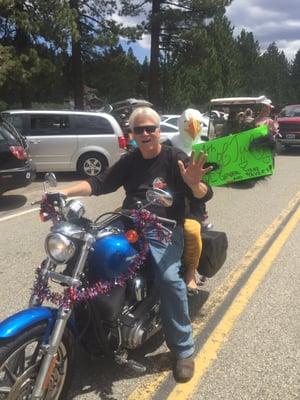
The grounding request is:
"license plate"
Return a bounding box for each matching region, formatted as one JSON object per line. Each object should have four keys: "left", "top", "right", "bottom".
{"left": 286, "top": 134, "right": 295, "bottom": 139}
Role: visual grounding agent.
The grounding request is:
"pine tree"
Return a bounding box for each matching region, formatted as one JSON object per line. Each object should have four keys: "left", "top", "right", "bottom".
{"left": 256, "top": 43, "right": 294, "bottom": 106}
{"left": 291, "top": 50, "right": 300, "bottom": 101}
{"left": 236, "top": 30, "right": 260, "bottom": 95}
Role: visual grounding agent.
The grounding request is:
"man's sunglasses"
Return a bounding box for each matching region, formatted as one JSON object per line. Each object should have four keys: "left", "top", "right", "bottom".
{"left": 133, "top": 125, "right": 158, "bottom": 135}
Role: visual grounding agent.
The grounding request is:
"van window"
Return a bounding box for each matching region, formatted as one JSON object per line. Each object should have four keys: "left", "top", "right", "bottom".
{"left": 29, "top": 115, "right": 70, "bottom": 135}
{"left": 73, "top": 115, "right": 114, "bottom": 135}
{"left": 3, "top": 114, "right": 24, "bottom": 134}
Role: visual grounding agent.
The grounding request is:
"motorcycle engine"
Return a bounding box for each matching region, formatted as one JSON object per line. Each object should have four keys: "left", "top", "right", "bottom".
{"left": 118, "top": 278, "right": 161, "bottom": 349}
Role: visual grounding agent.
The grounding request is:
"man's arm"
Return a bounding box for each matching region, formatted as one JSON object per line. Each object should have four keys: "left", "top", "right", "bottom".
{"left": 61, "top": 181, "right": 92, "bottom": 198}
{"left": 189, "top": 182, "right": 209, "bottom": 199}
{"left": 61, "top": 153, "right": 130, "bottom": 198}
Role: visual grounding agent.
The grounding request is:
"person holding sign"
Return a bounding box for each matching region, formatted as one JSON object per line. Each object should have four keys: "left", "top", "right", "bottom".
{"left": 255, "top": 100, "right": 278, "bottom": 137}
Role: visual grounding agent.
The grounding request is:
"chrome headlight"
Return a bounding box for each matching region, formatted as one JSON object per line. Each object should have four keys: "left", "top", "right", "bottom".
{"left": 45, "top": 233, "right": 76, "bottom": 263}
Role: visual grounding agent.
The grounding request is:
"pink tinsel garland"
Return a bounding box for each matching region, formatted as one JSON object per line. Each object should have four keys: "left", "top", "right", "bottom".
{"left": 32, "top": 209, "right": 172, "bottom": 307}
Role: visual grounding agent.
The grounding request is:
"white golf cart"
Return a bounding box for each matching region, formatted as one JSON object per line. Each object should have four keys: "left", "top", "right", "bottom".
{"left": 207, "top": 96, "right": 273, "bottom": 140}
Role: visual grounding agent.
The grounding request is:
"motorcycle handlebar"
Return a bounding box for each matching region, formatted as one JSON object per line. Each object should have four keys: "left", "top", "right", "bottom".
{"left": 155, "top": 216, "right": 177, "bottom": 228}
{"left": 119, "top": 209, "right": 176, "bottom": 228}
{"left": 31, "top": 200, "right": 42, "bottom": 206}
{"left": 31, "top": 192, "right": 66, "bottom": 208}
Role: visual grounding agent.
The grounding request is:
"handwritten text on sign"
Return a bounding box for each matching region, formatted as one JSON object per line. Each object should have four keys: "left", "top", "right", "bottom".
{"left": 192, "top": 125, "right": 274, "bottom": 186}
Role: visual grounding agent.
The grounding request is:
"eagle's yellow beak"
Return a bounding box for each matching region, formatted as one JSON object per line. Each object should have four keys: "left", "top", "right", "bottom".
{"left": 187, "top": 118, "right": 201, "bottom": 140}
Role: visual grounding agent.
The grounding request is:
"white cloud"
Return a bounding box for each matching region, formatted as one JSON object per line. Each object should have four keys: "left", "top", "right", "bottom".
{"left": 117, "top": 0, "right": 300, "bottom": 62}
{"left": 137, "top": 34, "right": 151, "bottom": 50}
{"left": 226, "top": 0, "right": 300, "bottom": 60}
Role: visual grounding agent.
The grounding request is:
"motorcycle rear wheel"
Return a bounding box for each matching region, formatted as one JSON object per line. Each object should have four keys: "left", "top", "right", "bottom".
{"left": 0, "top": 322, "right": 74, "bottom": 400}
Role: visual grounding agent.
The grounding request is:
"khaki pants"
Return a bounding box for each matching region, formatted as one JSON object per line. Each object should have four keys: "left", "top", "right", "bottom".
{"left": 183, "top": 218, "right": 202, "bottom": 270}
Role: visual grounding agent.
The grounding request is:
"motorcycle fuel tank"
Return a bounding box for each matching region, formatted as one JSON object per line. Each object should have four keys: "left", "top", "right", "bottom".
{"left": 88, "top": 233, "right": 138, "bottom": 281}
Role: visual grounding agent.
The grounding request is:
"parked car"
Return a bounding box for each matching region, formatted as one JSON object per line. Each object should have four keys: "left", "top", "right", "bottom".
{"left": 276, "top": 104, "right": 300, "bottom": 150}
{"left": 1, "top": 110, "right": 126, "bottom": 177}
{"left": 0, "top": 116, "right": 35, "bottom": 195}
{"left": 107, "top": 98, "right": 154, "bottom": 146}
{"left": 159, "top": 121, "right": 180, "bottom": 142}
{"left": 160, "top": 114, "right": 181, "bottom": 127}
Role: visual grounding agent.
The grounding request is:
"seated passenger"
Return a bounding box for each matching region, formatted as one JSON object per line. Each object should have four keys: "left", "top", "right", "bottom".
{"left": 221, "top": 110, "right": 240, "bottom": 136}
{"left": 240, "top": 108, "right": 255, "bottom": 131}
{"left": 171, "top": 109, "right": 213, "bottom": 293}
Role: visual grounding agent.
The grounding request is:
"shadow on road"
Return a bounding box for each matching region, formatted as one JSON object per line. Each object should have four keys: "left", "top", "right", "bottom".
{"left": 0, "top": 194, "right": 27, "bottom": 211}
{"left": 277, "top": 147, "right": 300, "bottom": 157}
{"left": 226, "top": 177, "right": 270, "bottom": 189}
{"left": 67, "top": 290, "right": 210, "bottom": 399}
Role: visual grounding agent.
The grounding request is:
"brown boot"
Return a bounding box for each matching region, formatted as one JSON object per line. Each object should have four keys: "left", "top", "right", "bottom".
{"left": 173, "top": 355, "right": 195, "bottom": 383}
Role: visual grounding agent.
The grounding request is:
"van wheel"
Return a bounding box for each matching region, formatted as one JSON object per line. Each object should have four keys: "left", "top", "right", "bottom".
{"left": 77, "top": 153, "right": 108, "bottom": 177}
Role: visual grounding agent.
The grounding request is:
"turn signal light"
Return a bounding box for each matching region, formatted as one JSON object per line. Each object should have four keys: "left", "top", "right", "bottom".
{"left": 125, "top": 230, "right": 139, "bottom": 243}
{"left": 39, "top": 212, "right": 50, "bottom": 222}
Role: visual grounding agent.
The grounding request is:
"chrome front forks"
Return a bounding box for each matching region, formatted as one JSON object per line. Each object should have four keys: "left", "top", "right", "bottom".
{"left": 30, "top": 306, "right": 72, "bottom": 399}
{"left": 30, "top": 233, "right": 95, "bottom": 399}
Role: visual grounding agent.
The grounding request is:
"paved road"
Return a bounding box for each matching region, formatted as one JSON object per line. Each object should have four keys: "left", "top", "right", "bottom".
{"left": 0, "top": 149, "right": 299, "bottom": 399}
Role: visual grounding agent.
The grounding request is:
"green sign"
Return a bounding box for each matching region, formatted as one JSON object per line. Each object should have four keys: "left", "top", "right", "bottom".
{"left": 192, "top": 125, "right": 274, "bottom": 186}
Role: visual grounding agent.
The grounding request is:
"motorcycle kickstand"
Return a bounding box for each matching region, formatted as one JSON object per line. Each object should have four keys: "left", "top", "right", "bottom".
{"left": 114, "top": 350, "right": 146, "bottom": 373}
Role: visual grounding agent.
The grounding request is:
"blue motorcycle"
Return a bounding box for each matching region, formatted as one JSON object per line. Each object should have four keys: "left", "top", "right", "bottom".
{"left": 0, "top": 173, "right": 175, "bottom": 399}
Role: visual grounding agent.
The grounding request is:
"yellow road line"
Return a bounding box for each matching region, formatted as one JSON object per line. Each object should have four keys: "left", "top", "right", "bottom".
{"left": 167, "top": 205, "right": 300, "bottom": 400}
{"left": 128, "top": 191, "right": 300, "bottom": 400}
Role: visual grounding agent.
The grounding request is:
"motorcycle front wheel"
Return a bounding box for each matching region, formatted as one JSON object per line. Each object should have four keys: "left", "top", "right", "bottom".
{"left": 0, "top": 322, "right": 74, "bottom": 399}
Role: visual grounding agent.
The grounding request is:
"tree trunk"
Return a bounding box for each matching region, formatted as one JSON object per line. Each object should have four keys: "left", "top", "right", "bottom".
{"left": 15, "top": 2, "right": 32, "bottom": 108}
{"left": 71, "top": 38, "right": 84, "bottom": 110}
{"left": 70, "top": 0, "right": 84, "bottom": 110}
{"left": 148, "top": 0, "right": 161, "bottom": 109}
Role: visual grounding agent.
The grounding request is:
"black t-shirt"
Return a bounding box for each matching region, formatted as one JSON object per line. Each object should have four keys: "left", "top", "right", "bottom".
{"left": 87, "top": 145, "right": 212, "bottom": 224}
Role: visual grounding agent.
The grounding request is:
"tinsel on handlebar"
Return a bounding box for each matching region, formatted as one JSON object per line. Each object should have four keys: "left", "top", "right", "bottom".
{"left": 31, "top": 208, "right": 173, "bottom": 307}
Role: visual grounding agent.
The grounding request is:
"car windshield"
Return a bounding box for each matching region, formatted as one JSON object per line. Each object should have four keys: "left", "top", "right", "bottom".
{"left": 207, "top": 103, "right": 261, "bottom": 138}
{"left": 279, "top": 106, "right": 300, "bottom": 117}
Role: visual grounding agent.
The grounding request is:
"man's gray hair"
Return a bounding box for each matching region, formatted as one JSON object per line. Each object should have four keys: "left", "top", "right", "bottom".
{"left": 128, "top": 107, "right": 161, "bottom": 130}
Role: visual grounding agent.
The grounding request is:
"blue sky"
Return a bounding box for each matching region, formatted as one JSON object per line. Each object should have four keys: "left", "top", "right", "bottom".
{"left": 119, "top": 0, "right": 300, "bottom": 63}
{"left": 120, "top": 39, "right": 150, "bottom": 62}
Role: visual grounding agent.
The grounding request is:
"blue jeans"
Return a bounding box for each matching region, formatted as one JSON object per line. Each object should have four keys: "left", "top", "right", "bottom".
{"left": 147, "top": 225, "right": 194, "bottom": 359}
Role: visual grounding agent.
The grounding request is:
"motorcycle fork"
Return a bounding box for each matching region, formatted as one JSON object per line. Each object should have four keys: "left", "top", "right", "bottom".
{"left": 31, "top": 233, "right": 95, "bottom": 399}
{"left": 31, "top": 306, "right": 72, "bottom": 399}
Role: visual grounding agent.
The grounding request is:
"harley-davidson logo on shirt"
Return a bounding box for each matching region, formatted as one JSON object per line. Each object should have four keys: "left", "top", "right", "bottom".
{"left": 153, "top": 177, "right": 167, "bottom": 190}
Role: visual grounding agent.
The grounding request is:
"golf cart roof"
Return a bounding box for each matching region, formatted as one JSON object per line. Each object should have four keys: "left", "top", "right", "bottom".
{"left": 210, "top": 96, "right": 270, "bottom": 106}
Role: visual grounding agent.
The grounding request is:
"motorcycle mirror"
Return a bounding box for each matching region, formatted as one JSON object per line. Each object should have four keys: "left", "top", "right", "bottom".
{"left": 146, "top": 188, "right": 173, "bottom": 207}
{"left": 44, "top": 172, "right": 57, "bottom": 188}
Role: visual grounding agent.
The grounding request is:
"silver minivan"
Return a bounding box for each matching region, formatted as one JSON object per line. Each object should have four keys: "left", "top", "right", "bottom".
{"left": 1, "top": 110, "right": 126, "bottom": 177}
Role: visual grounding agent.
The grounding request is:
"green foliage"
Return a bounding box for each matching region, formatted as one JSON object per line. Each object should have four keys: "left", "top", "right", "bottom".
{"left": 84, "top": 45, "right": 142, "bottom": 102}
{"left": 0, "top": 0, "right": 299, "bottom": 111}
{"left": 236, "top": 30, "right": 260, "bottom": 95}
{"left": 256, "top": 43, "right": 295, "bottom": 106}
{"left": 207, "top": 14, "right": 241, "bottom": 96}
{"left": 291, "top": 50, "right": 300, "bottom": 101}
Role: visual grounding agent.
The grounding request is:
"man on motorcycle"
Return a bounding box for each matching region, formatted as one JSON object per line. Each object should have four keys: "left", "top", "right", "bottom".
{"left": 61, "top": 107, "right": 213, "bottom": 383}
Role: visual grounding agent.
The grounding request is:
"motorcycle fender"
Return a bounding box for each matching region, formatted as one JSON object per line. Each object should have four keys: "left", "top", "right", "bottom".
{"left": 0, "top": 307, "right": 58, "bottom": 339}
